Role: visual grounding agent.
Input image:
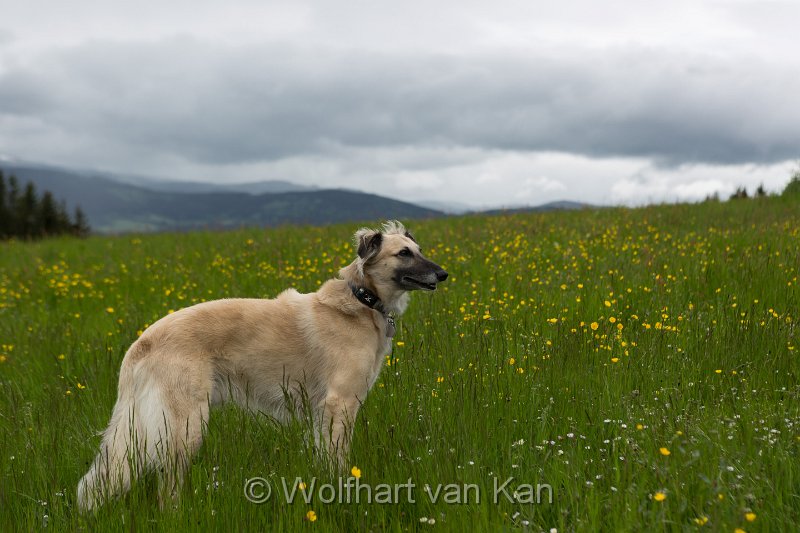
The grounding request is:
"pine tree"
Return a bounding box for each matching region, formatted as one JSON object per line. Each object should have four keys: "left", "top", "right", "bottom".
{"left": 7, "top": 174, "right": 19, "bottom": 236}
{"left": 0, "top": 171, "right": 7, "bottom": 238}
{"left": 56, "top": 200, "right": 72, "bottom": 233}
{"left": 40, "top": 191, "right": 60, "bottom": 236}
{"left": 784, "top": 166, "right": 800, "bottom": 196}
{"left": 72, "top": 206, "right": 90, "bottom": 237}
{"left": 0, "top": 171, "right": 90, "bottom": 240}
{"left": 729, "top": 186, "right": 748, "bottom": 200}
{"left": 18, "top": 182, "right": 41, "bottom": 238}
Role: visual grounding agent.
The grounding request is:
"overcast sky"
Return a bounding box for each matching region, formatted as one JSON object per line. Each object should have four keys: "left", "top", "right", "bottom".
{"left": 1, "top": 0, "right": 798, "bottom": 208}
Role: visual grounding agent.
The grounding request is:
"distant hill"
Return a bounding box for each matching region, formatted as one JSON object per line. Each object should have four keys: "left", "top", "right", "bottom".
{"left": 107, "top": 174, "right": 315, "bottom": 195}
{"left": 1, "top": 163, "right": 441, "bottom": 233}
{"left": 416, "top": 200, "right": 473, "bottom": 214}
{"left": 1, "top": 161, "right": 592, "bottom": 234}
{"left": 481, "top": 200, "right": 591, "bottom": 215}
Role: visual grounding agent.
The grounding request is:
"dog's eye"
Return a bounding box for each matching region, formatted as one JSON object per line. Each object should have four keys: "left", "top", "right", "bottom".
{"left": 398, "top": 248, "right": 412, "bottom": 257}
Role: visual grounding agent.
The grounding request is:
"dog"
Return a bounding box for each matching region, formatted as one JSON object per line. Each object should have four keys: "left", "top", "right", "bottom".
{"left": 76, "top": 221, "right": 448, "bottom": 510}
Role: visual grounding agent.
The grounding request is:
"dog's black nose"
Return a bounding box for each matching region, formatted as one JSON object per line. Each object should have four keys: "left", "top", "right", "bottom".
{"left": 436, "top": 269, "right": 449, "bottom": 282}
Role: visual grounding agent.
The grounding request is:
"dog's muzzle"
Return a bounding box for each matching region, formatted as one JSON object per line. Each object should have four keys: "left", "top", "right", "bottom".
{"left": 400, "top": 266, "right": 448, "bottom": 291}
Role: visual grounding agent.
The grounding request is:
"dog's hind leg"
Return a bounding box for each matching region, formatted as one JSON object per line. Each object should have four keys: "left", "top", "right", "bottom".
{"left": 158, "top": 396, "right": 211, "bottom": 508}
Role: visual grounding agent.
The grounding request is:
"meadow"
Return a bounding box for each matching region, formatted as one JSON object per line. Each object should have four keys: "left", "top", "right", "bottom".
{"left": 0, "top": 196, "right": 798, "bottom": 532}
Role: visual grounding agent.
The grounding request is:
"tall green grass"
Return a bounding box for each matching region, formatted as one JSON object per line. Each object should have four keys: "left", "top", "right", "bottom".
{"left": 1, "top": 197, "right": 798, "bottom": 531}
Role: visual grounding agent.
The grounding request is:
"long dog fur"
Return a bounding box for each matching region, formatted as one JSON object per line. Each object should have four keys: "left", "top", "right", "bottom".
{"left": 77, "top": 221, "right": 447, "bottom": 510}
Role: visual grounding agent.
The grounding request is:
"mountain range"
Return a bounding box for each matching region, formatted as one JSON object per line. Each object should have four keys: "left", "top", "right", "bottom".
{"left": 0, "top": 160, "right": 589, "bottom": 233}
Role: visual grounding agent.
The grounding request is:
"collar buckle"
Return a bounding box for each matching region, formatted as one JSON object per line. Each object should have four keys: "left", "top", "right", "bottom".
{"left": 352, "top": 285, "right": 380, "bottom": 309}
{"left": 350, "top": 283, "right": 395, "bottom": 337}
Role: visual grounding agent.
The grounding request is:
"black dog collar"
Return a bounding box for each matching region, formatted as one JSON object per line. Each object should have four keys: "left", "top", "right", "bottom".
{"left": 351, "top": 284, "right": 382, "bottom": 311}
{"left": 349, "top": 283, "right": 396, "bottom": 337}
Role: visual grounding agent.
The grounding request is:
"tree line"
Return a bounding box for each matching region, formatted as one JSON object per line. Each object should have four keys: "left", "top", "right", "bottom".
{"left": 784, "top": 166, "right": 800, "bottom": 196}
{"left": 0, "top": 169, "right": 90, "bottom": 240}
{"left": 704, "top": 166, "right": 800, "bottom": 202}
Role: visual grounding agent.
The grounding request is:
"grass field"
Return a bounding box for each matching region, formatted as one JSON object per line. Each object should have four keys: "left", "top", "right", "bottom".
{"left": 1, "top": 197, "right": 798, "bottom": 531}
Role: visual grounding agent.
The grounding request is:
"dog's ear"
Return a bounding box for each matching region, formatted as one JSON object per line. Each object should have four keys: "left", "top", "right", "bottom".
{"left": 404, "top": 230, "right": 417, "bottom": 244}
{"left": 355, "top": 229, "right": 383, "bottom": 260}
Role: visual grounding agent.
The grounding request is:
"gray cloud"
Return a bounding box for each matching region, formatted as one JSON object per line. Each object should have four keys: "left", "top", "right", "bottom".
{"left": 1, "top": 38, "right": 798, "bottom": 170}
{"left": 2, "top": 0, "right": 800, "bottom": 210}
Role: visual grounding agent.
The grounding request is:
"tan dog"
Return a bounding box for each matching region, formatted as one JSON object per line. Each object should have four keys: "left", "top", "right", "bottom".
{"left": 77, "top": 221, "right": 448, "bottom": 510}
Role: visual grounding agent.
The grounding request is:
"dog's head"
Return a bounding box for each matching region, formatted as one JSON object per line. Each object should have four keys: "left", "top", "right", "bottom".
{"left": 350, "top": 221, "right": 448, "bottom": 307}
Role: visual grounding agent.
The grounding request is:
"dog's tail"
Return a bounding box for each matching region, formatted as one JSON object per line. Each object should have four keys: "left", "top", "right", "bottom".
{"left": 77, "top": 349, "right": 173, "bottom": 511}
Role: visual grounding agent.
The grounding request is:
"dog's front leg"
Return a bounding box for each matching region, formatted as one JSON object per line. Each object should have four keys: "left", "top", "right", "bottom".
{"left": 318, "top": 392, "right": 362, "bottom": 469}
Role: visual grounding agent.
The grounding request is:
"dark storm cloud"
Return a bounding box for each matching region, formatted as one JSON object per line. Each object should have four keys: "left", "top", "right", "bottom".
{"left": 1, "top": 38, "right": 798, "bottom": 166}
